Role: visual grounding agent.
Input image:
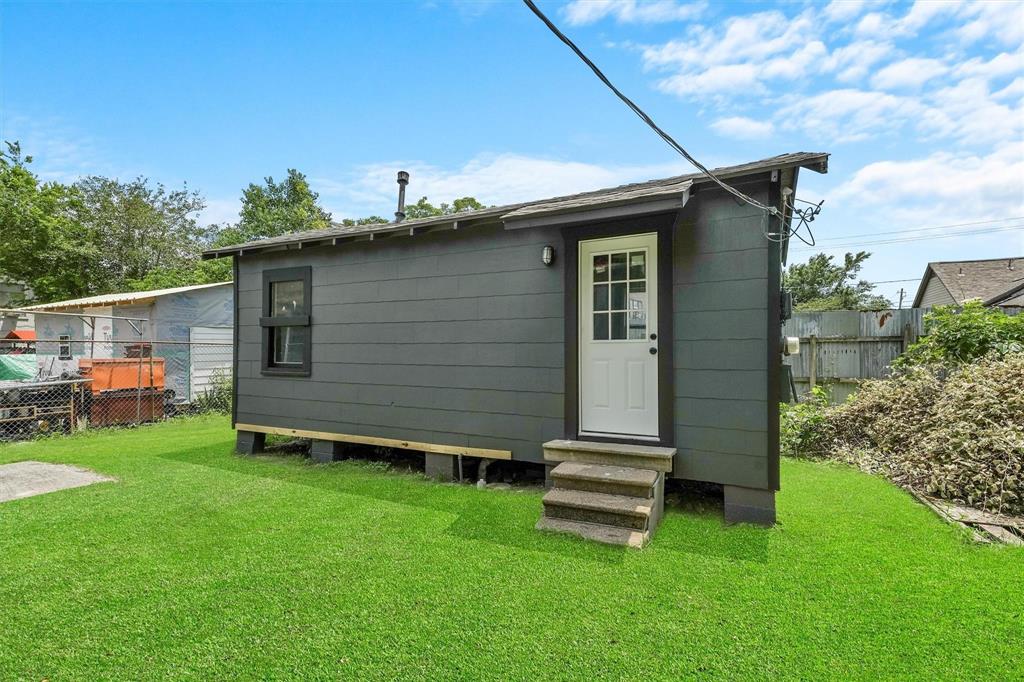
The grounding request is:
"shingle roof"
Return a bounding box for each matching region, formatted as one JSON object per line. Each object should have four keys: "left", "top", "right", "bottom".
{"left": 203, "top": 151, "right": 829, "bottom": 259}
{"left": 912, "top": 257, "right": 1024, "bottom": 307}
{"left": 23, "top": 282, "right": 232, "bottom": 312}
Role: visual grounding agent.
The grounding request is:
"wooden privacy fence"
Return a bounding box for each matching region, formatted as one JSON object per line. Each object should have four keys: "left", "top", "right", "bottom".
{"left": 783, "top": 309, "right": 924, "bottom": 403}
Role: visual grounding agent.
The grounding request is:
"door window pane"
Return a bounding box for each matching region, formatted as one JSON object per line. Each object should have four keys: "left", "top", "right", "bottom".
{"left": 629, "top": 251, "right": 646, "bottom": 279}
{"left": 611, "top": 282, "right": 627, "bottom": 310}
{"left": 272, "top": 280, "right": 305, "bottom": 316}
{"left": 628, "top": 271, "right": 647, "bottom": 339}
{"left": 593, "top": 284, "right": 609, "bottom": 311}
{"left": 628, "top": 312, "right": 646, "bottom": 339}
{"left": 273, "top": 325, "right": 307, "bottom": 365}
{"left": 611, "top": 312, "right": 627, "bottom": 340}
{"left": 610, "top": 253, "right": 628, "bottom": 281}
{"left": 593, "top": 313, "right": 609, "bottom": 340}
{"left": 593, "top": 254, "right": 609, "bottom": 282}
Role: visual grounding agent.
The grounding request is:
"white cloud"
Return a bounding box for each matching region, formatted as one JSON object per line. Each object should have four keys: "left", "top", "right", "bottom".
{"left": 822, "top": 40, "right": 895, "bottom": 82}
{"left": 314, "top": 154, "right": 688, "bottom": 219}
{"left": 919, "top": 77, "right": 1024, "bottom": 146}
{"left": 710, "top": 116, "right": 774, "bottom": 140}
{"left": 200, "top": 198, "right": 241, "bottom": 226}
{"left": 871, "top": 57, "right": 948, "bottom": 90}
{"left": 831, "top": 143, "right": 1024, "bottom": 226}
{"left": 642, "top": 10, "right": 825, "bottom": 99}
{"left": 563, "top": 0, "right": 705, "bottom": 26}
{"left": 779, "top": 88, "right": 924, "bottom": 142}
{"left": 2, "top": 114, "right": 110, "bottom": 183}
{"left": 956, "top": 1, "right": 1024, "bottom": 47}
{"left": 656, "top": 63, "right": 762, "bottom": 97}
{"left": 823, "top": 0, "right": 867, "bottom": 23}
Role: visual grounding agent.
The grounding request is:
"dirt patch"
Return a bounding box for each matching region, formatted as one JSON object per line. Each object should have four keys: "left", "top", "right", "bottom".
{"left": 0, "top": 461, "right": 115, "bottom": 503}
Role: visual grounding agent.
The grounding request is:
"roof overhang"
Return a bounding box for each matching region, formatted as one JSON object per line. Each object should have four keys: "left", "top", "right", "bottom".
{"left": 502, "top": 181, "right": 692, "bottom": 231}
{"left": 202, "top": 152, "right": 830, "bottom": 260}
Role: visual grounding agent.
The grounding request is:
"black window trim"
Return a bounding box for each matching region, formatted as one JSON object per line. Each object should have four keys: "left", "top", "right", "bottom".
{"left": 260, "top": 266, "right": 312, "bottom": 377}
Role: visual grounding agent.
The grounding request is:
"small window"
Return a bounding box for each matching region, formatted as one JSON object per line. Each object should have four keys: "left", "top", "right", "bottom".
{"left": 261, "top": 267, "right": 312, "bottom": 376}
{"left": 592, "top": 249, "right": 648, "bottom": 341}
{"left": 58, "top": 335, "right": 72, "bottom": 360}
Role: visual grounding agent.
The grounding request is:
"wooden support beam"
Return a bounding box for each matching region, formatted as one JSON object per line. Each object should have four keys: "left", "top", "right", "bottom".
{"left": 234, "top": 423, "right": 513, "bottom": 460}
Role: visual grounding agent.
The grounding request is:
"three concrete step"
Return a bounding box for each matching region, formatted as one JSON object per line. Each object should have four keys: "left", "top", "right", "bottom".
{"left": 537, "top": 439, "right": 675, "bottom": 548}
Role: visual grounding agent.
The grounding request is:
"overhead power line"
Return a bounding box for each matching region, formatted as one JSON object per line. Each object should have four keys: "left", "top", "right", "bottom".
{"left": 791, "top": 222, "right": 1024, "bottom": 252}
{"left": 522, "top": 0, "right": 779, "bottom": 218}
{"left": 814, "top": 215, "right": 1024, "bottom": 243}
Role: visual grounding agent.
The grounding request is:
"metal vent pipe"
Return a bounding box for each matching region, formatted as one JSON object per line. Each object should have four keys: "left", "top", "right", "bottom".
{"left": 395, "top": 171, "right": 410, "bottom": 222}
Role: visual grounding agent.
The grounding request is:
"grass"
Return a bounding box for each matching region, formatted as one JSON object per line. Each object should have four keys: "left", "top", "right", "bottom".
{"left": 1, "top": 416, "right": 1022, "bottom": 680}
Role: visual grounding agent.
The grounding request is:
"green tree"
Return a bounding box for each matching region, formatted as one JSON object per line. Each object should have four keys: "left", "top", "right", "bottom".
{"left": 227, "top": 169, "right": 331, "bottom": 243}
{"left": 71, "top": 175, "right": 209, "bottom": 293}
{"left": 0, "top": 142, "right": 93, "bottom": 302}
{"left": 784, "top": 251, "right": 891, "bottom": 311}
{"left": 403, "top": 196, "right": 486, "bottom": 220}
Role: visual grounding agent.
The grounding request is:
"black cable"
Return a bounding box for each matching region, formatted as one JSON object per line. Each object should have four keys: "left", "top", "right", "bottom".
{"left": 522, "top": 0, "right": 779, "bottom": 217}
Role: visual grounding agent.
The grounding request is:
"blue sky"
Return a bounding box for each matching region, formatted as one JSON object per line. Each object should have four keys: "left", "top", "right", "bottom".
{"left": 2, "top": 0, "right": 1022, "bottom": 304}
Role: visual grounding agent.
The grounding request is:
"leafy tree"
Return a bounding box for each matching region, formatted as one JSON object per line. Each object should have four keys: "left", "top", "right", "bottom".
{"left": 0, "top": 142, "right": 93, "bottom": 302}
{"left": 403, "top": 196, "right": 486, "bottom": 220}
{"left": 222, "top": 169, "right": 331, "bottom": 244}
{"left": 895, "top": 300, "right": 1024, "bottom": 367}
{"left": 339, "top": 215, "right": 388, "bottom": 228}
{"left": 70, "top": 175, "right": 209, "bottom": 292}
{"left": 784, "top": 251, "right": 891, "bottom": 311}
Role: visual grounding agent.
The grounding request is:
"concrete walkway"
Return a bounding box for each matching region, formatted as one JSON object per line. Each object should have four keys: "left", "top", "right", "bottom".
{"left": 0, "top": 461, "right": 114, "bottom": 503}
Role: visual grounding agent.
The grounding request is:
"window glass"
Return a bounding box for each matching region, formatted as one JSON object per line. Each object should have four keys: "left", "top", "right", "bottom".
{"left": 611, "top": 312, "right": 627, "bottom": 340}
{"left": 273, "top": 325, "right": 307, "bottom": 365}
{"left": 272, "top": 280, "right": 305, "bottom": 316}
{"left": 629, "top": 251, "right": 646, "bottom": 279}
{"left": 610, "top": 252, "right": 628, "bottom": 281}
{"left": 611, "top": 282, "right": 627, "bottom": 310}
{"left": 591, "top": 247, "right": 648, "bottom": 341}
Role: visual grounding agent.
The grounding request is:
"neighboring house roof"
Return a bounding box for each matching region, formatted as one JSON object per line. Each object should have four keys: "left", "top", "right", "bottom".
{"left": 24, "top": 282, "right": 232, "bottom": 312}
{"left": 912, "top": 257, "right": 1024, "bottom": 307}
{"left": 4, "top": 330, "right": 35, "bottom": 340}
{"left": 203, "top": 151, "right": 829, "bottom": 259}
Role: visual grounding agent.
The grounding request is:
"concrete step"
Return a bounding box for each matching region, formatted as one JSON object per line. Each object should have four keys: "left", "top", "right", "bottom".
{"left": 543, "top": 439, "right": 675, "bottom": 473}
{"left": 542, "top": 488, "right": 652, "bottom": 531}
{"left": 550, "top": 461, "right": 658, "bottom": 498}
{"left": 535, "top": 516, "right": 649, "bottom": 549}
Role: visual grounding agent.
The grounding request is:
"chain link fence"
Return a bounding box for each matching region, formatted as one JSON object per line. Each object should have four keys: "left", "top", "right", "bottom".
{"left": 0, "top": 337, "right": 232, "bottom": 441}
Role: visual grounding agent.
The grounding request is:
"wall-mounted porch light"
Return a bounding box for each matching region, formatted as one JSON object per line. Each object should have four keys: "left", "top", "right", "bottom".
{"left": 542, "top": 245, "right": 555, "bottom": 266}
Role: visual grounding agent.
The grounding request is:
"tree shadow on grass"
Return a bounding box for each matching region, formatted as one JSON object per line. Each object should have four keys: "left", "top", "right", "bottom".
{"left": 158, "top": 444, "right": 630, "bottom": 564}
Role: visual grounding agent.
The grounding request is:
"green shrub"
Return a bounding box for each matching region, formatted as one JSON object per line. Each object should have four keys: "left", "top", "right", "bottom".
{"left": 782, "top": 353, "right": 1024, "bottom": 515}
{"left": 191, "top": 369, "right": 232, "bottom": 414}
{"left": 895, "top": 300, "right": 1024, "bottom": 368}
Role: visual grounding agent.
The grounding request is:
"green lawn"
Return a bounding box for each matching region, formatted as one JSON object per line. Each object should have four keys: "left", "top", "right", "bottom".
{"left": 1, "top": 416, "right": 1021, "bottom": 680}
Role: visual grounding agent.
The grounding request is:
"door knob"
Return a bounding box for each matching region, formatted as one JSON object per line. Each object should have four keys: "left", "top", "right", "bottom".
{"left": 649, "top": 347, "right": 658, "bottom": 355}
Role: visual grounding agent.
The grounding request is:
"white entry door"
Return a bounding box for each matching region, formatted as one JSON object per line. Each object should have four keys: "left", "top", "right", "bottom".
{"left": 579, "top": 233, "right": 659, "bottom": 438}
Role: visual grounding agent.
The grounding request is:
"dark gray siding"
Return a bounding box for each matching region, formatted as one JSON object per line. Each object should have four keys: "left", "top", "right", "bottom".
{"left": 234, "top": 224, "right": 565, "bottom": 463}
{"left": 235, "top": 182, "right": 777, "bottom": 488}
{"left": 671, "top": 183, "right": 775, "bottom": 489}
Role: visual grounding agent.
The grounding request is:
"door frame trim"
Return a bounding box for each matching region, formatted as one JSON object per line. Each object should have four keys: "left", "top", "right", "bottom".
{"left": 562, "top": 212, "right": 676, "bottom": 448}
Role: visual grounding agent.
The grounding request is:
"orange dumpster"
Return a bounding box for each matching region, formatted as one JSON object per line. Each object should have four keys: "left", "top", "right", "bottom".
{"left": 78, "top": 358, "right": 165, "bottom": 394}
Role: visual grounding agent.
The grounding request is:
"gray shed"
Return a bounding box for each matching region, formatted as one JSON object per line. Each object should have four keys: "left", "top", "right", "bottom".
{"left": 204, "top": 152, "right": 829, "bottom": 544}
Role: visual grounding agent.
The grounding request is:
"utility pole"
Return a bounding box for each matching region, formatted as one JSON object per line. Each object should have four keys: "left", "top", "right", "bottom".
{"left": 897, "top": 288, "right": 906, "bottom": 309}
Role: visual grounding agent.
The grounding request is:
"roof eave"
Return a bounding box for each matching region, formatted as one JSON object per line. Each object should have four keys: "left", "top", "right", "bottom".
{"left": 202, "top": 152, "right": 830, "bottom": 260}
